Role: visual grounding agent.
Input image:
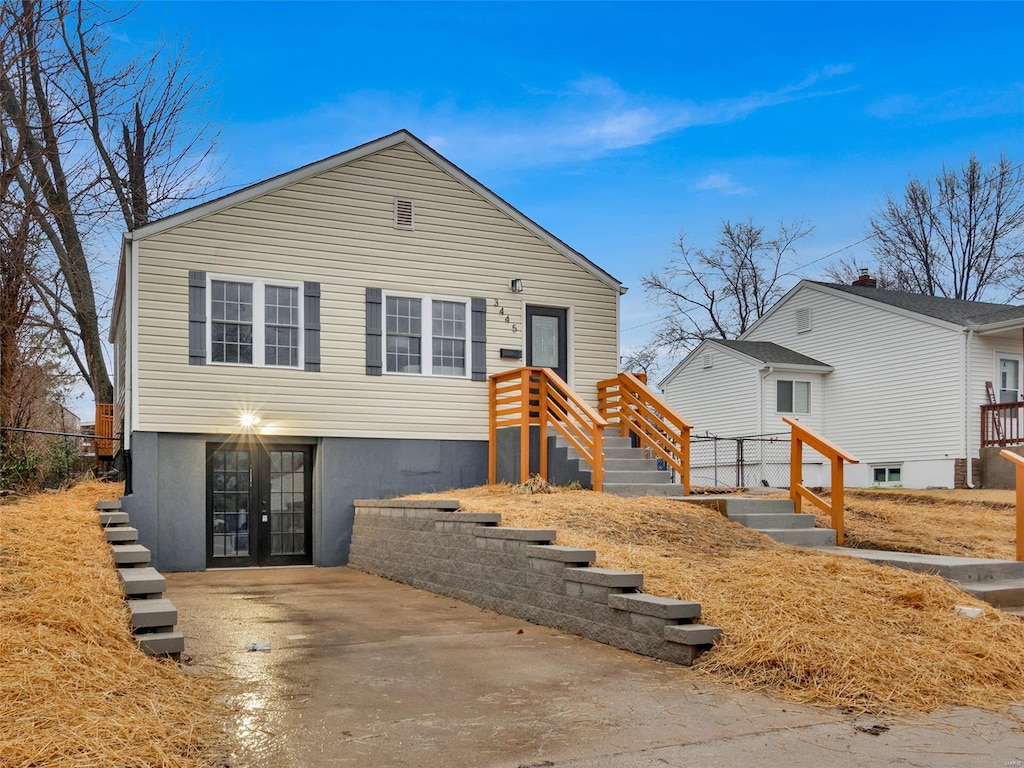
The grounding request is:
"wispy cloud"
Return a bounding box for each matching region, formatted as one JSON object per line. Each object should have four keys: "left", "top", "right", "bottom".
{"left": 867, "top": 84, "right": 1024, "bottom": 122}
{"left": 692, "top": 171, "right": 753, "bottom": 196}
{"left": 227, "top": 65, "right": 855, "bottom": 180}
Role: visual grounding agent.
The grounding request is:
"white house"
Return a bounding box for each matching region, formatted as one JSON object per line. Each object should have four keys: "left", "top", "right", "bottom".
{"left": 110, "top": 130, "right": 625, "bottom": 571}
{"left": 661, "top": 274, "right": 1024, "bottom": 489}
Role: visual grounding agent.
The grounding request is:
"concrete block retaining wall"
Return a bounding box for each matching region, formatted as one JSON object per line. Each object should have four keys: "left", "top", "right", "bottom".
{"left": 350, "top": 499, "right": 720, "bottom": 665}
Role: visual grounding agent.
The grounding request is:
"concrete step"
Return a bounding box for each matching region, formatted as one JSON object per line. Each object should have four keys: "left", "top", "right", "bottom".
{"left": 664, "top": 623, "right": 722, "bottom": 646}
{"left": 962, "top": 579, "right": 1024, "bottom": 608}
{"left": 761, "top": 528, "right": 837, "bottom": 547}
{"left": 602, "top": 470, "right": 671, "bottom": 485}
{"left": 602, "top": 483, "right": 685, "bottom": 498}
{"left": 603, "top": 457, "right": 660, "bottom": 472}
{"left": 136, "top": 631, "right": 185, "bottom": 657}
{"left": 727, "top": 512, "right": 817, "bottom": 530}
{"left": 128, "top": 598, "right": 177, "bottom": 630}
{"left": 603, "top": 447, "right": 647, "bottom": 459}
{"left": 118, "top": 567, "right": 167, "bottom": 597}
{"left": 95, "top": 499, "right": 121, "bottom": 511}
{"left": 100, "top": 511, "right": 130, "bottom": 527}
{"left": 105, "top": 526, "right": 138, "bottom": 544}
{"left": 817, "top": 548, "right": 1024, "bottom": 583}
{"left": 719, "top": 497, "right": 795, "bottom": 514}
{"left": 111, "top": 543, "right": 151, "bottom": 567}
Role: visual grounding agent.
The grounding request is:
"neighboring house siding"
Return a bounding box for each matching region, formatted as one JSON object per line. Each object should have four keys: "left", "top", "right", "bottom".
{"left": 132, "top": 144, "right": 619, "bottom": 439}
{"left": 114, "top": 295, "right": 128, "bottom": 437}
{"left": 662, "top": 348, "right": 759, "bottom": 438}
{"left": 745, "top": 286, "right": 963, "bottom": 463}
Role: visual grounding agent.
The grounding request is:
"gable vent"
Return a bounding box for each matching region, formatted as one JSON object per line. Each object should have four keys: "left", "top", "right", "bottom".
{"left": 796, "top": 307, "right": 812, "bottom": 333}
{"left": 702, "top": 353, "right": 713, "bottom": 369}
{"left": 394, "top": 198, "right": 414, "bottom": 230}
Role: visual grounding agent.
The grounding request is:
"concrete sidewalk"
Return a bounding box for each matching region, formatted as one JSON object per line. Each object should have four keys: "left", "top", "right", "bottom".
{"left": 169, "top": 567, "right": 1024, "bottom": 768}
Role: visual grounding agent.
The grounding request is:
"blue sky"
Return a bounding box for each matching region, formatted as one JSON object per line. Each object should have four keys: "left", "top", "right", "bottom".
{"left": 103, "top": 1, "right": 1024, "bottom": 387}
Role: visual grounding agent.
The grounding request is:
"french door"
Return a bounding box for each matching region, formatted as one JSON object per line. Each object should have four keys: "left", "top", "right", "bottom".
{"left": 207, "top": 442, "right": 313, "bottom": 567}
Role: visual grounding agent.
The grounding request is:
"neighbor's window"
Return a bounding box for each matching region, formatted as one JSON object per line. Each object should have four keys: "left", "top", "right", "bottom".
{"left": 776, "top": 380, "right": 810, "bottom": 414}
{"left": 210, "top": 278, "right": 301, "bottom": 367}
{"left": 385, "top": 294, "right": 468, "bottom": 376}
{"left": 872, "top": 466, "right": 902, "bottom": 486}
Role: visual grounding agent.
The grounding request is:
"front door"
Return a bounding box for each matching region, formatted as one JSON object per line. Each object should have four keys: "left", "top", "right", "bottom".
{"left": 207, "top": 442, "right": 313, "bottom": 568}
{"left": 526, "top": 305, "right": 568, "bottom": 382}
{"left": 998, "top": 355, "right": 1022, "bottom": 403}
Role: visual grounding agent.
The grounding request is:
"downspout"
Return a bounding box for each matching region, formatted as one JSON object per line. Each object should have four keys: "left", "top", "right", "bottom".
{"left": 964, "top": 329, "right": 975, "bottom": 488}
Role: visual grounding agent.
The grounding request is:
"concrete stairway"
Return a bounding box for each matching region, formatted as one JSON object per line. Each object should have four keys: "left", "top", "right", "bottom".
{"left": 688, "top": 496, "right": 838, "bottom": 547}
{"left": 818, "top": 547, "right": 1024, "bottom": 614}
{"left": 555, "top": 428, "right": 683, "bottom": 497}
{"left": 98, "top": 499, "right": 185, "bottom": 656}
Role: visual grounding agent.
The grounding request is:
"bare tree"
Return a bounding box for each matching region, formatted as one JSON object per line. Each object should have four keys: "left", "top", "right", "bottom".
{"left": 869, "top": 154, "right": 1024, "bottom": 301}
{"left": 820, "top": 254, "right": 902, "bottom": 290}
{"left": 619, "top": 342, "right": 663, "bottom": 382}
{"left": 642, "top": 218, "right": 813, "bottom": 352}
{"left": 0, "top": 0, "right": 217, "bottom": 407}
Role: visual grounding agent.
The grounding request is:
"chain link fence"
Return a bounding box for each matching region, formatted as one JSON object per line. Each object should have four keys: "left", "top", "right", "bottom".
{"left": 689, "top": 432, "right": 791, "bottom": 489}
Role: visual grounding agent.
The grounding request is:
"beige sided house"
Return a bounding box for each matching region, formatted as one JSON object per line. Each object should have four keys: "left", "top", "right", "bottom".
{"left": 111, "top": 130, "right": 624, "bottom": 571}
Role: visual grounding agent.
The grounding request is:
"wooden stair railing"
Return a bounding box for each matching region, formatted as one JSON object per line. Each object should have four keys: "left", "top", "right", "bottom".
{"left": 95, "top": 404, "right": 116, "bottom": 460}
{"left": 489, "top": 367, "right": 608, "bottom": 491}
{"left": 783, "top": 416, "right": 859, "bottom": 546}
{"left": 597, "top": 372, "right": 693, "bottom": 495}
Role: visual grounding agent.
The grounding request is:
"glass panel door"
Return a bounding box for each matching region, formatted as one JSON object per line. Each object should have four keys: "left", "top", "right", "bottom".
{"left": 999, "top": 357, "right": 1021, "bottom": 403}
{"left": 208, "top": 447, "right": 254, "bottom": 567}
{"left": 526, "top": 306, "right": 568, "bottom": 382}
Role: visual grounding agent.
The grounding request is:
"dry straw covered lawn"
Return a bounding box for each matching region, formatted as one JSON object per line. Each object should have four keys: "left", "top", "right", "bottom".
{"left": 0, "top": 481, "right": 223, "bottom": 768}
{"left": 410, "top": 485, "right": 1024, "bottom": 715}
{"left": 821, "top": 489, "right": 1018, "bottom": 560}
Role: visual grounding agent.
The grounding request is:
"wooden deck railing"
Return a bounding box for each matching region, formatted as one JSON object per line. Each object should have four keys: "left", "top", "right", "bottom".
{"left": 489, "top": 367, "right": 608, "bottom": 491}
{"left": 95, "top": 403, "right": 115, "bottom": 459}
{"left": 597, "top": 372, "right": 693, "bottom": 495}
{"left": 981, "top": 401, "right": 1024, "bottom": 447}
{"left": 783, "top": 416, "right": 859, "bottom": 546}
{"left": 999, "top": 450, "right": 1024, "bottom": 561}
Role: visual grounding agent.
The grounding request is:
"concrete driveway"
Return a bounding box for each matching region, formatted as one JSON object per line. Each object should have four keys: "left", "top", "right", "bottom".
{"left": 168, "top": 567, "right": 1024, "bottom": 768}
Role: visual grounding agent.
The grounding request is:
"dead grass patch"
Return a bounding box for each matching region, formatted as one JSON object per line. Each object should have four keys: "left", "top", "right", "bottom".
{"left": 0, "top": 480, "right": 224, "bottom": 768}
{"left": 408, "top": 485, "right": 1024, "bottom": 715}
{"left": 819, "top": 489, "right": 1019, "bottom": 560}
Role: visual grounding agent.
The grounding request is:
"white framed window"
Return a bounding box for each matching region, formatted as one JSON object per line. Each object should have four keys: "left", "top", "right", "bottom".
{"left": 776, "top": 380, "right": 810, "bottom": 414}
{"left": 871, "top": 465, "right": 902, "bottom": 487}
{"left": 209, "top": 276, "right": 303, "bottom": 368}
{"left": 383, "top": 292, "right": 469, "bottom": 377}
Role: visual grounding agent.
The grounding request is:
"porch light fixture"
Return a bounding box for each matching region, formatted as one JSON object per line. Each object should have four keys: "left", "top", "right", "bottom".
{"left": 510, "top": 278, "right": 524, "bottom": 293}
{"left": 239, "top": 411, "right": 261, "bottom": 429}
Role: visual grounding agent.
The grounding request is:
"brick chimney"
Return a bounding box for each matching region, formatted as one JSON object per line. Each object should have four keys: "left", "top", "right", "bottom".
{"left": 852, "top": 268, "right": 877, "bottom": 288}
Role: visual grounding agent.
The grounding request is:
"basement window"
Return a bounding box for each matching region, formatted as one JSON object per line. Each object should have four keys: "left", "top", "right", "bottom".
{"left": 872, "top": 465, "right": 902, "bottom": 487}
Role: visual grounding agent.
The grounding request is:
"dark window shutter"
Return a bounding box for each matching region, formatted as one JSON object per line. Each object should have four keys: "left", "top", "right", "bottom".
{"left": 366, "top": 287, "right": 383, "bottom": 375}
{"left": 471, "top": 297, "right": 487, "bottom": 382}
{"left": 188, "top": 271, "right": 207, "bottom": 365}
{"left": 303, "top": 282, "right": 321, "bottom": 372}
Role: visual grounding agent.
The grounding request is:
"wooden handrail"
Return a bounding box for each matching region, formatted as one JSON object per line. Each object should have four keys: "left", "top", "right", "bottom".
{"left": 488, "top": 367, "right": 608, "bottom": 491}
{"left": 999, "top": 449, "right": 1024, "bottom": 561}
{"left": 95, "top": 404, "right": 115, "bottom": 460}
{"left": 597, "top": 372, "right": 693, "bottom": 495}
{"left": 982, "top": 401, "right": 1024, "bottom": 447}
{"left": 783, "top": 416, "right": 858, "bottom": 545}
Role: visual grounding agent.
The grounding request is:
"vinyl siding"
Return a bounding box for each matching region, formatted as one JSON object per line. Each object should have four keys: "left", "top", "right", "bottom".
{"left": 113, "top": 295, "right": 127, "bottom": 438}
{"left": 745, "top": 286, "right": 963, "bottom": 462}
{"left": 760, "top": 371, "right": 826, "bottom": 435}
{"left": 970, "top": 332, "right": 1024, "bottom": 458}
{"left": 662, "top": 346, "right": 760, "bottom": 438}
{"left": 132, "top": 143, "right": 619, "bottom": 439}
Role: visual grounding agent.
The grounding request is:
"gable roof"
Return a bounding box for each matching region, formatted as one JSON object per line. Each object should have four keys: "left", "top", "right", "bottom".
{"left": 659, "top": 337, "right": 831, "bottom": 388}
{"left": 125, "top": 129, "right": 623, "bottom": 294}
{"left": 710, "top": 339, "right": 830, "bottom": 367}
{"left": 810, "top": 282, "right": 1024, "bottom": 328}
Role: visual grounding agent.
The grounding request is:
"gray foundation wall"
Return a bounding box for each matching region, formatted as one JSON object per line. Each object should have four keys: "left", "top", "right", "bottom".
{"left": 349, "top": 499, "right": 720, "bottom": 666}
{"left": 495, "top": 426, "right": 592, "bottom": 487}
{"left": 980, "top": 446, "right": 1023, "bottom": 489}
{"left": 120, "top": 431, "right": 487, "bottom": 572}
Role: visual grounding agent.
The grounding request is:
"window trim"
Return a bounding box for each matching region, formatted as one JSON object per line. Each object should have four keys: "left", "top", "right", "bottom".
{"left": 207, "top": 274, "right": 304, "bottom": 368}
{"left": 871, "top": 464, "right": 903, "bottom": 487}
{"left": 381, "top": 290, "right": 471, "bottom": 378}
{"left": 775, "top": 379, "right": 811, "bottom": 414}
